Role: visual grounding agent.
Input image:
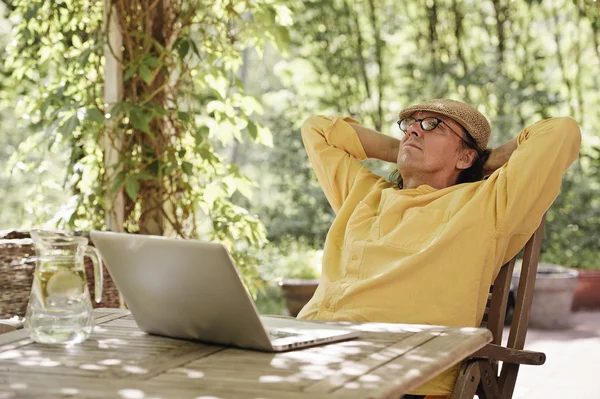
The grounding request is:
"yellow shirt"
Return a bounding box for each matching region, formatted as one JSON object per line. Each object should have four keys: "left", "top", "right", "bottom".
{"left": 296, "top": 115, "right": 581, "bottom": 395}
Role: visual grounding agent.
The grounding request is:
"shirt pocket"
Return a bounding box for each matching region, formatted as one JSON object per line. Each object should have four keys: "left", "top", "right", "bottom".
{"left": 334, "top": 201, "right": 375, "bottom": 248}
{"left": 383, "top": 207, "right": 449, "bottom": 251}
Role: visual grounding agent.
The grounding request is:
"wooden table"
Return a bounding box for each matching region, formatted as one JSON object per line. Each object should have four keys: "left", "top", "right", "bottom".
{"left": 0, "top": 309, "right": 492, "bottom": 398}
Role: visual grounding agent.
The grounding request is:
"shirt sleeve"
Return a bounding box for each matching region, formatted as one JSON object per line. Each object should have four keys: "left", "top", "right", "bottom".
{"left": 487, "top": 117, "right": 581, "bottom": 259}
{"left": 301, "top": 115, "right": 374, "bottom": 213}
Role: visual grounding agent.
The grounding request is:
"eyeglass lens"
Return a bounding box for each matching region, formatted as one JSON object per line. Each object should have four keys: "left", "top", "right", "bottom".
{"left": 399, "top": 117, "right": 441, "bottom": 132}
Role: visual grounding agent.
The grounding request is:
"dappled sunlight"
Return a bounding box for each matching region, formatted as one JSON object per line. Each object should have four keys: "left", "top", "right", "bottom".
{"left": 14, "top": 352, "right": 61, "bottom": 367}
{"left": 80, "top": 364, "right": 107, "bottom": 371}
{"left": 99, "top": 358, "right": 123, "bottom": 366}
{"left": 358, "top": 374, "right": 381, "bottom": 382}
{"left": 350, "top": 322, "right": 443, "bottom": 334}
{"left": 0, "top": 350, "right": 21, "bottom": 360}
{"left": 117, "top": 389, "right": 146, "bottom": 399}
{"left": 259, "top": 375, "right": 285, "bottom": 383}
{"left": 338, "top": 362, "right": 369, "bottom": 376}
{"left": 458, "top": 327, "right": 487, "bottom": 335}
{"left": 97, "top": 338, "right": 129, "bottom": 348}
{"left": 405, "top": 353, "right": 442, "bottom": 363}
{"left": 179, "top": 368, "right": 205, "bottom": 378}
{"left": 385, "top": 363, "right": 403, "bottom": 370}
{"left": 1, "top": 310, "right": 494, "bottom": 397}
{"left": 122, "top": 365, "right": 148, "bottom": 374}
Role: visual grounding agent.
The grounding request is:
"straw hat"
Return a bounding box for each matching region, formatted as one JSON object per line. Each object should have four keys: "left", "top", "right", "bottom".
{"left": 398, "top": 99, "right": 491, "bottom": 151}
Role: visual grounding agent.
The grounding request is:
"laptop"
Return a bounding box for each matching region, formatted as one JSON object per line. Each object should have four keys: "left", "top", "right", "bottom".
{"left": 90, "top": 231, "right": 359, "bottom": 352}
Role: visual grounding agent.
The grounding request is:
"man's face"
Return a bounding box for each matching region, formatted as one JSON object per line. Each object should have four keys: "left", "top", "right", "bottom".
{"left": 397, "top": 111, "right": 475, "bottom": 179}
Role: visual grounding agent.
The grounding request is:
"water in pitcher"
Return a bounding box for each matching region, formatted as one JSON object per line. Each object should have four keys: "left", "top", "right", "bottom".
{"left": 25, "top": 230, "right": 103, "bottom": 345}
{"left": 26, "top": 257, "right": 94, "bottom": 343}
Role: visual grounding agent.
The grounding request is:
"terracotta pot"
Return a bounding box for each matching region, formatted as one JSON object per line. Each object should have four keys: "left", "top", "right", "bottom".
{"left": 512, "top": 264, "right": 578, "bottom": 330}
{"left": 278, "top": 279, "right": 319, "bottom": 317}
{"left": 572, "top": 270, "right": 600, "bottom": 310}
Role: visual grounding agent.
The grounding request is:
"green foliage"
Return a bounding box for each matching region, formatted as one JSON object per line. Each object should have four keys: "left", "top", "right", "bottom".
{"left": 3, "top": 0, "right": 600, "bottom": 284}
{"left": 255, "top": 239, "right": 322, "bottom": 281}
{"left": 236, "top": 0, "right": 600, "bottom": 268}
{"left": 542, "top": 147, "right": 600, "bottom": 269}
{"left": 2, "top": 0, "right": 293, "bottom": 295}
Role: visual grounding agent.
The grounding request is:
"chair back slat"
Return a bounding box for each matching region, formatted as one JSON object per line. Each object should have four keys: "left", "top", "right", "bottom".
{"left": 506, "top": 217, "right": 545, "bottom": 350}
{"left": 486, "top": 258, "right": 516, "bottom": 345}
{"left": 460, "top": 215, "right": 547, "bottom": 399}
{"left": 497, "top": 215, "right": 546, "bottom": 398}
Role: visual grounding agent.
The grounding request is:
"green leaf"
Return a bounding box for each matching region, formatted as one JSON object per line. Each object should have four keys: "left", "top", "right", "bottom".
{"left": 125, "top": 177, "right": 140, "bottom": 201}
{"left": 273, "top": 26, "right": 291, "bottom": 50}
{"left": 110, "top": 102, "right": 128, "bottom": 117}
{"left": 135, "top": 172, "right": 154, "bottom": 181}
{"left": 111, "top": 171, "right": 127, "bottom": 193}
{"left": 178, "top": 40, "right": 190, "bottom": 58}
{"left": 139, "top": 65, "right": 152, "bottom": 84}
{"left": 257, "top": 124, "right": 273, "bottom": 147}
{"left": 72, "top": 34, "right": 82, "bottom": 49}
{"left": 124, "top": 66, "right": 136, "bottom": 81}
{"left": 130, "top": 108, "right": 151, "bottom": 134}
{"left": 190, "top": 40, "right": 201, "bottom": 57}
{"left": 58, "top": 115, "right": 80, "bottom": 135}
{"left": 86, "top": 108, "right": 105, "bottom": 123}
{"left": 205, "top": 75, "right": 228, "bottom": 99}
{"left": 181, "top": 161, "right": 193, "bottom": 175}
{"left": 146, "top": 56, "right": 161, "bottom": 68}
{"left": 178, "top": 111, "right": 191, "bottom": 123}
{"left": 247, "top": 121, "right": 258, "bottom": 140}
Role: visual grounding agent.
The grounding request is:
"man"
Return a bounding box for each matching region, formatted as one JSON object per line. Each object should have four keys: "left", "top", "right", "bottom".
{"left": 296, "top": 99, "right": 581, "bottom": 398}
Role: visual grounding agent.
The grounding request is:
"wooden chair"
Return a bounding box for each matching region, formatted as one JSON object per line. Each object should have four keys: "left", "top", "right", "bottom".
{"left": 451, "top": 215, "right": 547, "bottom": 399}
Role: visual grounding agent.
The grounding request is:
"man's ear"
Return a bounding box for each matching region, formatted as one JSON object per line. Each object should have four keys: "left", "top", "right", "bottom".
{"left": 456, "top": 148, "right": 477, "bottom": 170}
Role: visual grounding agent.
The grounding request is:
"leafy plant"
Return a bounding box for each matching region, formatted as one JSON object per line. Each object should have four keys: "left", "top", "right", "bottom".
{"left": 542, "top": 146, "right": 600, "bottom": 270}
{"left": 256, "top": 238, "right": 322, "bottom": 281}
{"left": 3, "top": 0, "right": 292, "bottom": 295}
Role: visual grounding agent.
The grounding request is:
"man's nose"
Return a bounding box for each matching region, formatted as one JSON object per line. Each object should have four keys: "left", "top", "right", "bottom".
{"left": 407, "top": 124, "right": 422, "bottom": 137}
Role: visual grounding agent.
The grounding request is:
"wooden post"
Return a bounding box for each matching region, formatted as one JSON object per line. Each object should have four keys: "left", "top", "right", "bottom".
{"left": 103, "top": 0, "right": 124, "bottom": 233}
{"left": 103, "top": 0, "right": 125, "bottom": 308}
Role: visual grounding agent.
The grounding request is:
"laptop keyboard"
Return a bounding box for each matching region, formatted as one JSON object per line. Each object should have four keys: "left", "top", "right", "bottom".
{"left": 267, "top": 329, "right": 302, "bottom": 340}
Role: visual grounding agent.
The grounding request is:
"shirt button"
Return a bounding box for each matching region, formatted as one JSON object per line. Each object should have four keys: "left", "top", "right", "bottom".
{"left": 351, "top": 255, "right": 359, "bottom": 261}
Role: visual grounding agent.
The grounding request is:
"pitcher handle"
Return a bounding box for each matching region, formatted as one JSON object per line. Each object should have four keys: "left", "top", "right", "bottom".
{"left": 85, "top": 246, "right": 104, "bottom": 303}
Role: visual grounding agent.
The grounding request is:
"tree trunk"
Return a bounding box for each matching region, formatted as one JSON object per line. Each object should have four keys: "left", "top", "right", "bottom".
{"left": 115, "top": 0, "right": 181, "bottom": 236}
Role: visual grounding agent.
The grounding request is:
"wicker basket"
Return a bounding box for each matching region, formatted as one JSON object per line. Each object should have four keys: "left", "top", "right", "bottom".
{"left": 0, "top": 231, "right": 121, "bottom": 318}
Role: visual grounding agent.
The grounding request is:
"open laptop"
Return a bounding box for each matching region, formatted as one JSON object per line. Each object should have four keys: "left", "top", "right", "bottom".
{"left": 90, "top": 231, "right": 359, "bottom": 351}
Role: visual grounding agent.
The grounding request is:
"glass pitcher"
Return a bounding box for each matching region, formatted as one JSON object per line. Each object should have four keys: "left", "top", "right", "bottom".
{"left": 25, "top": 230, "right": 103, "bottom": 344}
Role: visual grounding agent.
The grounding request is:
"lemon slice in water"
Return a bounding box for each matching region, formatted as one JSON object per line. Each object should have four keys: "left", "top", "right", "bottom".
{"left": 45, "top": 270, "right": 84, "bottom": 298}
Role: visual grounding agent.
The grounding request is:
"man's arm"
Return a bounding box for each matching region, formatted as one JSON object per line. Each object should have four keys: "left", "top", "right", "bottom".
{"left": 348, "top": 123, "right": 401, "bottom": 163}
{"left": 483, "top": 137, "right": 518, "bottom": 177}
{"left": 486, "top": 118, "right": 580, "bottom": 240}
{"left": 301, "top": 116, "right": 382, "bottom": 213}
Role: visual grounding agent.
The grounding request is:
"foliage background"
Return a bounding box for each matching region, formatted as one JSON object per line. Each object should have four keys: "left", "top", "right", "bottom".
{"left": 1, "top": 0, "right": 600, "bottom": 313}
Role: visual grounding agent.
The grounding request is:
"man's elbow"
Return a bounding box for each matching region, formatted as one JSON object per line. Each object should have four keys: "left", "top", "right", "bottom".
{"left": 301, "top": 115, "right": 332, "bottom": 138}
{"left": 550, "top": 117, "right": 581, "bottom": 139}
{"left": 553, "top": 117, "right": 582, "bottom": 161}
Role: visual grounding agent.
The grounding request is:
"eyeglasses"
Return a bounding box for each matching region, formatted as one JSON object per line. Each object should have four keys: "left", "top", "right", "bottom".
{"left": 397, "top": 116, "right": 475, "bottom": 148}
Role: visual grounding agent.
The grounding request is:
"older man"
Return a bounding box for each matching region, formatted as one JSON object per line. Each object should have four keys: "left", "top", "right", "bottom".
{"left": 297, "top": 99, "right": 581, "bottom": 398}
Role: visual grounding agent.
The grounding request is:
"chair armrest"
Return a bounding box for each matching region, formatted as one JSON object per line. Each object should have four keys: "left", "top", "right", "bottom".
{"left": 469, "top": 343, "right": 546, "bottom": 365}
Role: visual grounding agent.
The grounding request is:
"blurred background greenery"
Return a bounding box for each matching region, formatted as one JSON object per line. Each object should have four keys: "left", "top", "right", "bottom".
{"left": 1, "top": 0, "right": 600, "bottom": 315}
